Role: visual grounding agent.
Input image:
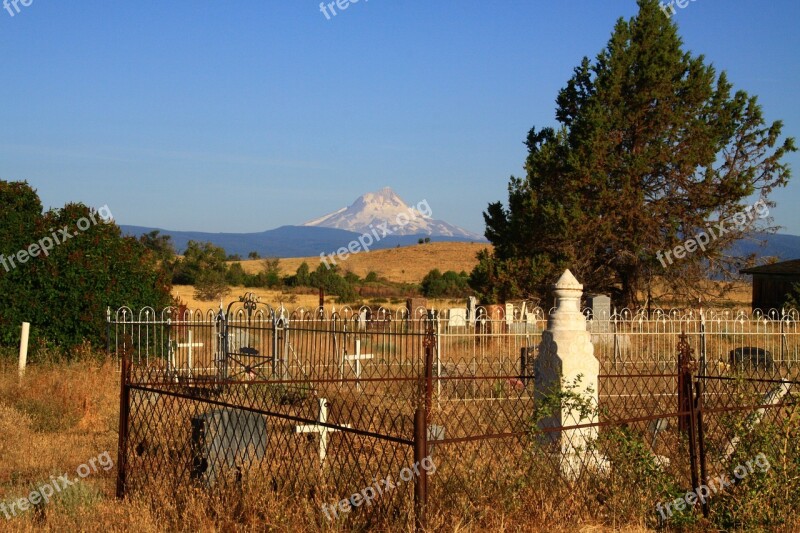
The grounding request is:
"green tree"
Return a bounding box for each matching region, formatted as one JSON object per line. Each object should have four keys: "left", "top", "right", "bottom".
{"left": 0, "top": 182, "right": 173, "bottom": 352}
{"left": 421, "top": 269, "right": 470, "bottom": 298}
{"left": 261, "top": 257, "right": 282, "bottom": 288}
{"left": 786, "top": 283, "right": 800, "bottom": 311}
{"left": 473, "top": 0, "right": 795, "bottom": 307}
{"left": 139, "top": 230, "right": 176, "bottom": 262}
{"left": 172, "top": 240, "right": 228, "bottom": 285}
{"left": 226, "top": 262, "right": 247, "bottom": 286}
{"left": 194, "top": 270, "right": 229, "bottom": 301}
{"left": 295, "top": 262, "right": 311, "bottom": 286}
{"left": 309, "top": 264, "right": 358, "bottom": 303}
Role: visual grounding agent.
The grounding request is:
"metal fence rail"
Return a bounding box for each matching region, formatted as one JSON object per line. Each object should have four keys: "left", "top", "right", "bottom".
{"left": 111, "top": 297, "right": 800, "bottom": 529}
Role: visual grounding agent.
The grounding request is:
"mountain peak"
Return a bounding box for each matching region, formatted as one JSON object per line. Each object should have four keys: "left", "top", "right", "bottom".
{"left": 303, "top": 188, "right": 483, "bottom": 239}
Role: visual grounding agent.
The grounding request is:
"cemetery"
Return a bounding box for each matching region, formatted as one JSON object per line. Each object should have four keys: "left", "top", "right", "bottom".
{"left": 111, "top": 275, "right": 800, "bottom": 529}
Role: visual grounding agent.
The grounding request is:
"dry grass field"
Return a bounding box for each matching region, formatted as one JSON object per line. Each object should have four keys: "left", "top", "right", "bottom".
{"left": 171, "top": 285, "right": 464, "bottom": 313}
{"left": 236, "top": 242, "right": 490, "bottom": 284}
{"left": 1, "top": 353, "right": 796, "bottom": 532}
{"left": 0, "top": 358, "right": 664, "bottom": 532}
{"left": 172, "top": 241, "right": 752, "bottom": 311}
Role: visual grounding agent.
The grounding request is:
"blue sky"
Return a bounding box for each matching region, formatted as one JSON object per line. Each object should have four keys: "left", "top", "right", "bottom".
{"left": 1, "top": 1, "right": 798, "bottom": 235}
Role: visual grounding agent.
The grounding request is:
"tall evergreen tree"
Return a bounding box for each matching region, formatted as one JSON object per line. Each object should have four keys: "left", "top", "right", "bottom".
{"left": 472, "top": 0, "right": 795, "bottom": 308}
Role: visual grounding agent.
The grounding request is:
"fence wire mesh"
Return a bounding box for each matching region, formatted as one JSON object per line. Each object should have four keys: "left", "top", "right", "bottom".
{"left": 112, "top": 298, "right": 800, "bottom": 529}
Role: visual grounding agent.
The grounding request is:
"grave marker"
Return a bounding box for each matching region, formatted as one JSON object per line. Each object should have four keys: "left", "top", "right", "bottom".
{"left": 191, "top": 408, "right": 268, "bottom": 486}
{"left": 448, "top": 308, "right": 467, "bottom": 327}
{"left": 340, "top": 340, "right": 374, "bottom": 391}
{"left": 177, "top": 330, "right": 204, "bottom": 375}
{"left": 406, "top": 297, "right": 428, "bottom": 319}
{"left": 587, "top": 294, "right": 611, "bottom": 333}
{"left": 296, "top": 398, "right": 351, "bottom": 464}
{"left": 427, "top": 424, "right": 445, "bottom": 452}
{"left": 467, "top": 296, "right": 477, "bottom": 326}
{"left": 535, "top": 270, "right": 607, "bottom": 478}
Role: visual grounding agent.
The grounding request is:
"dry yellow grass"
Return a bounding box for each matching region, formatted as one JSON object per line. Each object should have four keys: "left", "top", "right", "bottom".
{"left": 235, "top": 242, "right": 490, "bottom": 284}
{"left": 172, "top": 285, "right": 463, "bottom": 312}
{"left": 172, "top": 285, "right": 323, "bottom": 311}
{"left": 172, "top": 241, "right": 753, "bottom": 310}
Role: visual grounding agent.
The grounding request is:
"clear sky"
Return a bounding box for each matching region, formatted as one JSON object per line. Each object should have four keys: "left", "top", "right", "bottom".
{"left": 1, "top": 1, "right": 798, "bottom": 235}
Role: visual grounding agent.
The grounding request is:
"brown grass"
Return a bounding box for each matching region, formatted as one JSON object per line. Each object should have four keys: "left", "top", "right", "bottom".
{"left": 2, "top": 353, "right": 798, "bottom": 531}
{"left": 0, "top": 359, "right": 654, "bottom": 532}
{"left": 235, "top": 242, "right": 490, "bottom": 284}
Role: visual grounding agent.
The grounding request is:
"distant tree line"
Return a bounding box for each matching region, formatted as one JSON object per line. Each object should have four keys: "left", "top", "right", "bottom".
{"left": 141, "top": 232, "right": 474, "bottom": 303}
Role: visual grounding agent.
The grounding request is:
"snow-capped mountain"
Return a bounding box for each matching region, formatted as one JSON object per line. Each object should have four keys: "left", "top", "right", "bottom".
{"left": 303, "top": 187, "right": 483, "bottom": 239}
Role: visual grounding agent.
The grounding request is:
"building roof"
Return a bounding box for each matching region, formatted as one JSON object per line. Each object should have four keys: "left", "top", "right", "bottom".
{"left": 740, "top": 259, "right": 800, "bottom": 276}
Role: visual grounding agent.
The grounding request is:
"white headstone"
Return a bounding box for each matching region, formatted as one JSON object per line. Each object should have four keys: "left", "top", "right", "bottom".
{"left": 535, "top": 270, "right": 607, "bottom": 478}
{"left": 448, "top": 308, "right": 467, "bottom": 327}
{"left": 467, "top": 296, "right": 477, "bottom": 326}
{"left": 588, "top": 294, "right": 612, "bottom": 333}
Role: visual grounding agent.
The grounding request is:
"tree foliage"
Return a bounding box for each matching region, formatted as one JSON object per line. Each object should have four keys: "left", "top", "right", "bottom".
{"left": 0, "top": 181, "right": 173, "bottom": 352}
{"left": 309, "top": 264, "right": 358, "bottom": 303}
{"left": 421, "top": 269, "right": 471, "bottom": 298}
{"left": 472, "top": 0, "right": 796, "bottom": 307}
{"left": 139, "top": 230, "right": 176, "bottom": 262}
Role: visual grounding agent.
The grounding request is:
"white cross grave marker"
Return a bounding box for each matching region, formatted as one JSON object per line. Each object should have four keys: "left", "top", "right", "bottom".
{"left": 296, "top": 397, "right": 351, "bottom": 464}
{"left": 340, "top": 340, "right": 374, "bottom": 391}
{"left": 176, "top": 329, "right": 204, "bottom": 376}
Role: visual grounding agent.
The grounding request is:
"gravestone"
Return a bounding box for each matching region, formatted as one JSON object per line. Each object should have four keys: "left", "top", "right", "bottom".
{"left": 191, "top": 408, "right": 268, "bottom": 486}
{"left": 587, "top": 294, "right": 611, "bottom": 333}
{"left": 505, "top": 303, "right": 515, "bottom": 326}
{"left": 176, "top": 330, "right": 204, "bottom": 376}
{"left": 406, "top": 298, "right": 428, "bottom": 320}
{"left": 427, "top": 424, "right": 446, "bottom": 452}
{"left": 467, "top": 296, "right": 477, "bottom": 326}
{"left": 535, "top": 270, "right": 607, "bottom": 478}
{"left": 448, "top": 308, "right": 467, "bottom": 327}
{"left": 722, "top": 381, "right": 791, "bottom": 461}
{"left": 357, "top": 308, "right": 368, "bottom": 331}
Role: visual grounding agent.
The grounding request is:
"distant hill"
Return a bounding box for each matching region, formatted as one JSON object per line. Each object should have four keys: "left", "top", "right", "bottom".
{"left": 120, "top": 224, "right": 482, "bottom": 257}
{"left": 121, "top": 224, "right": 800, "bottom": 262}
{"left": 731, "top": 232, "right": 800, "bottom": 262}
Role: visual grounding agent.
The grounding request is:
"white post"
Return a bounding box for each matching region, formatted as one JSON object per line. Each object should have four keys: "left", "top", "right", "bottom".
{"left": 18, "top": 322, "right": 30, "bottom": 378}
{"left": 436, "top": 314, "right": 442, "bottom": 406}
{"left": 535, "top": 270, "right": 605, "bottom": 477}
{"left": 187, "top": 329, "right": 194, "bottom": 373}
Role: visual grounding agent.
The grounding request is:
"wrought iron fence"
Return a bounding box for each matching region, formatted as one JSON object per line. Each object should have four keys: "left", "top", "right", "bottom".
{"left": 111, "top": 296, "right": 800, "bottom": 529}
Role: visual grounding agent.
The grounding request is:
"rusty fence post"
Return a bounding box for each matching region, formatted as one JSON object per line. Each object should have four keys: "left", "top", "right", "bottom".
{"left": 414, "top": 311, "right": 436, "bottom": 531}
{"left": 694, "top": 379, "right": 709, "bottom": 517}
{"left": 116, "top": 341, "right": 132, "bottom": 499}
{"left": 413, "top": 407, "right": 428, "bottom": 532}
{"left": 678, "top": 332, "right": 706, "bottom": 516}
{"left": 677, "top": 332, "right": 695, "bottom": 434}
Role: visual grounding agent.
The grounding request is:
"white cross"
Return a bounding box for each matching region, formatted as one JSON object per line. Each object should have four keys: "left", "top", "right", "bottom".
{"left": 296, "top": 397, "right": 350, "bottom": 464}
{"left": 340, "top": 340, "right": 374, "bottom": 391}
{"left": 176, "top": 330, "right": 204, "bottom": 375}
